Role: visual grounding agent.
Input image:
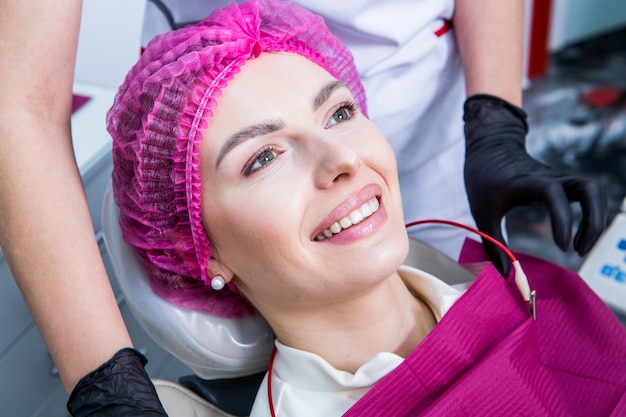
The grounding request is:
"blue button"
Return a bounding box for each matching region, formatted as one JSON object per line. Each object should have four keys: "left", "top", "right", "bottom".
{"left": 617, "top": 271, "right": 626, "bottom": 283}
{"left": 601, "top": 264, "right": 614, "bottom": 276}
{"left": 618, "top": 239, "right": 626, "bottom": 251}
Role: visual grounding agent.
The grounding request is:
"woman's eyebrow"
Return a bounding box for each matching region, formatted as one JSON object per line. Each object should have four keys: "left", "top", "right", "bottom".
{"left": 216, "top": 120, "right": 284, "bottom": 168}
{"left": 215, "top": 80, "right": 348, "bottom": 168}
{"left": 313, "top": 80, "right": 347, "bottom": 111}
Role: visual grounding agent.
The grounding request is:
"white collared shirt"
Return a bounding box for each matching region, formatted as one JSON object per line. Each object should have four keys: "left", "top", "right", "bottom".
{"left": 249, "top": 265, "right": 465, "bottom": 417}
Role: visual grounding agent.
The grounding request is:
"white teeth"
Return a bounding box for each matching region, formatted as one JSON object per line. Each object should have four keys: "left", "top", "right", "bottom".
{"left": 315, "top": 197, "right": 379, "bottom": 240}
{"left": 361, "top": 202, "right": 373, "bottom": 218}
{"left": 339, "top": 217, "right": 352, "bottom": 229}
{"left": 349, "top": 209, "right": 364, "bottom": 225}
{"left": 368, "top": 198, "right": 379, "bottom": 213}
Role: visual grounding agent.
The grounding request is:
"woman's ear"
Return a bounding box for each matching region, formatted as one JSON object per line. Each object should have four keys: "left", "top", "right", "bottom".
{"left": 207, "top": 256, "right": 235, "bottom": 290}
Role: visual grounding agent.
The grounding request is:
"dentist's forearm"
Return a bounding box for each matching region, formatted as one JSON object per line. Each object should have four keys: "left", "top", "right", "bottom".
{"left": 0, "top": 0, "right": 133, "bottom": 393}
{"left": 453, "top": 0, "right": 525, "bottom": 106}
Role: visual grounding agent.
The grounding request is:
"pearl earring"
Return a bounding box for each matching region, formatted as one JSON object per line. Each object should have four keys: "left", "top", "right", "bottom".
{"left": 211, "top": 275, "right": 225, "bottom": 291}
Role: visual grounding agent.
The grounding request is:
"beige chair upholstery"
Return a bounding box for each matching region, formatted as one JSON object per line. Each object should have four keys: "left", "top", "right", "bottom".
{"left": 153, "top": 379, "right": 237, "bottom": 417}
{"left": 405, "top": 237, "right": 476, "bottom": 285}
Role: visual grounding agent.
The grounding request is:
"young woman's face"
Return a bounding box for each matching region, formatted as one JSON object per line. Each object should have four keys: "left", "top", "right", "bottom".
{"left": 200, "top": 53, "right": 408, "bottom": 312}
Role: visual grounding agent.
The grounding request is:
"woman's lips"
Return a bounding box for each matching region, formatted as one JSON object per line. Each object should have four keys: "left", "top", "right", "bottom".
{"left": 314, "top": 197, "right": 380, "bottom": 241}
{"left": 312, "top": 184, "right": 383, "bottom": 241}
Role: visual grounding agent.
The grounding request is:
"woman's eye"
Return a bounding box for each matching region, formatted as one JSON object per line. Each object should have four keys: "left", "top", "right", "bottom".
{"left": 245, "top": 147, "right": 277, "bottom": 175}
{"left": 326, "top": 101, "right": 357, "bottom": 128}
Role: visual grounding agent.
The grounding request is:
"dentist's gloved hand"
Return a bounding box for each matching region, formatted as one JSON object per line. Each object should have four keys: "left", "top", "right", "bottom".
{"left": 463, "top": 94, "right": 607, "bottom": 277}
{"left": 67, "top": 348, "right": 168, "bottom": 416}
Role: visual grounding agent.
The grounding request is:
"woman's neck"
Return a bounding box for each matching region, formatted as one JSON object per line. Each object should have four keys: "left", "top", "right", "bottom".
{"left": 267, "top": 272, "right": 436, "bottom": 374}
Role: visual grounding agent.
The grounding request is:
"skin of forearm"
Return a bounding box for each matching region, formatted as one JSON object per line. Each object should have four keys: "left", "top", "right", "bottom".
{"left": 453, "top": 0, "right": 525, "bottom": 106}
{"left": 0, "top": 0, "right": 133, "bottom": 393}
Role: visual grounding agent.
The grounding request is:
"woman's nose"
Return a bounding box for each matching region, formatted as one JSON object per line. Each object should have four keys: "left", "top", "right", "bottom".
{"left": 312, "top": 135, "right": 361, "bottom": 188}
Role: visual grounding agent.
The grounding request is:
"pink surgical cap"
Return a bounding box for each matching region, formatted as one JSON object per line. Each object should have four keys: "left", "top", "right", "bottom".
{"left": 108, "top": 0, "right": 367, "bottom": 318}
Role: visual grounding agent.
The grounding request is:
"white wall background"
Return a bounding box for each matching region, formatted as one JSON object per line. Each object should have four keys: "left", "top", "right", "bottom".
{"left": 74, "top": 0, "right": 147, "bottom": 88}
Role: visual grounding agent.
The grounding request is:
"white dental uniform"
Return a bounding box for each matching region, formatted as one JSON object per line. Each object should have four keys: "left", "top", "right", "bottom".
{"left": 248, "top": 265, "right": 463, "bottom": 417}
{"left": 142, "top": 0, "right": 474, "bottom": 259}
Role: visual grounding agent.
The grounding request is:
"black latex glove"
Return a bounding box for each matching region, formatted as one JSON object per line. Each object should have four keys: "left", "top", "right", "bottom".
{"left": 67, "top": 348, "right": 168, "bottom": 416}
{"left": 463, "top": 94, "right": 607, "bottom": 277}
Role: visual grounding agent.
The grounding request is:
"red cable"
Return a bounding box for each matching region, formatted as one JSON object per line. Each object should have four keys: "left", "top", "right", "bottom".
{"left": 405, "top": 219, "right": 517, "bottom": 264}
{"left": 267, "top": 346, "right": 278, "bottom": 417}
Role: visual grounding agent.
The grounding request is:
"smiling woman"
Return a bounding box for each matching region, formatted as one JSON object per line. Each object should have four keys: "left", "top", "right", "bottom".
{"left": 108, "top": 1, "right": 439, "bottom": 414}
{"left": 199, "top": 52, "right": 415, "bottom": 365}
{"left": 96, "top": 1, "right": 626, "bottom": 416}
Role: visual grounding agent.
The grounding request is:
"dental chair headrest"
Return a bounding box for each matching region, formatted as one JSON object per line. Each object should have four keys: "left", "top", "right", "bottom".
{"left": 102, "top": 182, "right": 274, "bottom": 379}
